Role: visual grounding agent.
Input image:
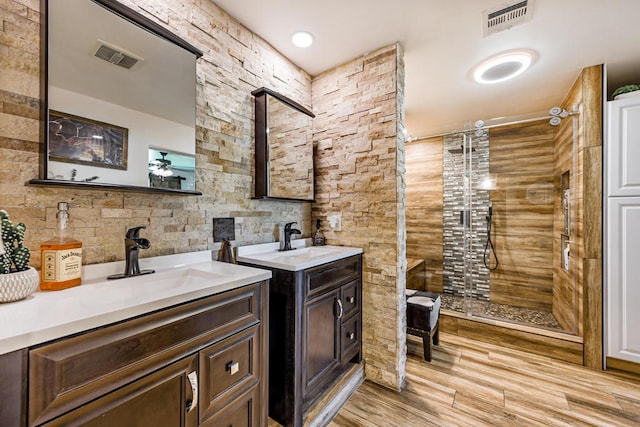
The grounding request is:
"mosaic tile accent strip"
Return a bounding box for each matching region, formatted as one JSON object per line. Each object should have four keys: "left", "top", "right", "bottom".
{"left": 442, "top": 131, "right": 491, "bottom": 300}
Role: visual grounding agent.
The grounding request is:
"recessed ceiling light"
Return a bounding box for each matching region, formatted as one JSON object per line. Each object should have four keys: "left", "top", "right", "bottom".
{"left": 473, "top": 50, "right": 536, "bottom": 84}
{"left": 291, "top": 31, "right": 314, "bottom": 48}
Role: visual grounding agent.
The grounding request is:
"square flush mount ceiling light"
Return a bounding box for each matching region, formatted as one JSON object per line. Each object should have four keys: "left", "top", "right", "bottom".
{"left": 472, "top": 49, "right": 536, "bottom": 84}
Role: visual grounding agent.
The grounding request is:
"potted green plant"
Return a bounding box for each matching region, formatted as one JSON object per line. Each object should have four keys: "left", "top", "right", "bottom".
{"left": 612, "top": 84, "right": 640, "bottom": 100}
{"left": 0, "top": 210, "right": 39, "bottom": 302}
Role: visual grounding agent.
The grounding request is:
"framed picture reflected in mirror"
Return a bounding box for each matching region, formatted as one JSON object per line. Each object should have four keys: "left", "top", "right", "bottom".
{"left": 48, "top": 110, "right": 128, "bottom": 170}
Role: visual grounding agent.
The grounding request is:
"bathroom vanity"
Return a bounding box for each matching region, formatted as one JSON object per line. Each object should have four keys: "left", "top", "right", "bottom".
{"left": 237, "top": 241, "right": 363, "bottom": 427}
{"left": 0, "top": 252, "right": 270, "bottom": 427}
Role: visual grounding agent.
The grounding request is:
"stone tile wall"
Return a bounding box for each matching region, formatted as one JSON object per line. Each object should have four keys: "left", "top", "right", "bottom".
{"left": 1, "top": 1, "right": 406, "bottom": 390}
{"left": 312, "top": 44, "right": 406, "bottom": 390}
{"left": 0, "top": 0, "right": 312, "bottom": 268}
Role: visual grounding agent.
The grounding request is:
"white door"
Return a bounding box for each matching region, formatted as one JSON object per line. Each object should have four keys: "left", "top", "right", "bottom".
{"left": 607, "top": 197, "right": 640, "bottom": 363}
{"left": 607, "top": 95, "right": 640, "bottom": 197}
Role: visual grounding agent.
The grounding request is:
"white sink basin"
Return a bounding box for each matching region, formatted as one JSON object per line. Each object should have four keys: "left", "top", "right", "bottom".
{"left": 102, "top": 267, "right": 226, "bottom": 290}
{"left": 236, "top": 239, "right": 362, "bottom": 271}
{"left": 259, "top": 246, "right": 332, "bottom": 260}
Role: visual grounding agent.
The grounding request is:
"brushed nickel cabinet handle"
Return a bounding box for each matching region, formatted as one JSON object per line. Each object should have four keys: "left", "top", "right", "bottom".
{"left": 337, "top": 298, "right": 344, "bottom": 319}
{"left": 186, "top": 371, "right": 198, "bottom": 413}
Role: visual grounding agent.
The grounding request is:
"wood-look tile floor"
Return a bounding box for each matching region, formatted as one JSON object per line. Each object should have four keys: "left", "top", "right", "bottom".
{"left": 328, "top": 334, "right": 640, "bottom": 427}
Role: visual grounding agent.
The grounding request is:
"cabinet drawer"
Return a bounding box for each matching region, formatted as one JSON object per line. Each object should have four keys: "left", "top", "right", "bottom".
{"left": 29, "top": 283, "right": 263, "bottom": 426}
{"left": 340, "top": 279, "right": 360, "bottom": 319}
{"left": 304, "top": 255, "right": 361, "bottom": 299}
{"left": 199, "top": 385, "right": 259, "bottom": 427}
{"left": 340, "top": 314, "right": 360, "bottom": 363}
{"left": 199, "top": 324, "right": 261, "bottom": 423}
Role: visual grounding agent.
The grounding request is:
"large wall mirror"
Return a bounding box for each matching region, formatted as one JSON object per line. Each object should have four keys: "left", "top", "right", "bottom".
{"left": 30, "top": 0, "right": 203, "bottom": 194}
{"left": 252, "top": 88, "right": 315, "bottom": 202}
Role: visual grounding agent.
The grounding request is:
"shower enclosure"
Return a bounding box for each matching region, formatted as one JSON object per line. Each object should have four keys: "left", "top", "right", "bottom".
{"left": 406, "top": 109, "right": 580, "bottom": 334}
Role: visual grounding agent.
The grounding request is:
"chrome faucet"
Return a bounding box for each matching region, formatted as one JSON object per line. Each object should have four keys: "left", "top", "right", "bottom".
{"left": 107, "top": 226, "right": 155, "bottom": 280}
{"left": 282, "top": 222, "right": 302, "bottom": 251}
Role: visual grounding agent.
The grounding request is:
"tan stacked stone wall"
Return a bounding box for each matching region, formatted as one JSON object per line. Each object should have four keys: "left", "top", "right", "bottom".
{"left": 2, "top": 0, "right": 407, "bottom": 390}
{"left": 0, "top": 0, "right": 312, "bottom": 267}
{"left": 312, "top": 44, "right": 406, "bottom": 390}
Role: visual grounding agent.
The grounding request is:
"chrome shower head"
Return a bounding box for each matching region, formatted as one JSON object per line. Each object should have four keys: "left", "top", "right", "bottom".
{"left": 550, "top": 107, "right": 569, "bottom": 118}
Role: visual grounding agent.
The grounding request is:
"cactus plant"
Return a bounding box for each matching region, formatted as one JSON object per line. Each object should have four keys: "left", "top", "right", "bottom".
{"left": 0, "top": 210, "right": 30, "bottom": 274}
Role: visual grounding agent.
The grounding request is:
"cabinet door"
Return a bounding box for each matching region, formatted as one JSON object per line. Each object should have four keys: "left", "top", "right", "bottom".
{"left": 43, "top": 355, "right": 198, "bottom": 427}
{"left": 607, "top": 197, "right": 640, "bottom": 364}
{"left": 607, "top": 96, "right": 640, "bottom": 197}
{"left": 303, "top": 288, "right": 340, "bottom": 398}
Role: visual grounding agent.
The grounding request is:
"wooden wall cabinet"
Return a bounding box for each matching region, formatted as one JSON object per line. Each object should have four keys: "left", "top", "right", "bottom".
{"left": 1, "top": 281, "right": 268, "bottom": 427}
{"left": 242, "top": 255, "right": 362, "bottom": 427}
{"left": 251, "top": 87, "right": 315, "bottom": 202}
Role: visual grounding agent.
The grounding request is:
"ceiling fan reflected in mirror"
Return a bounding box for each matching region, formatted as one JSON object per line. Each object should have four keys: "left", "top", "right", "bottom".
{"left": 148, "top": 151, "right": 174, "bottom": 177}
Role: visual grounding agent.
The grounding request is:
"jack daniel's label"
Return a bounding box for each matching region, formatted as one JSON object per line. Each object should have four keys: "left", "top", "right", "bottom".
{"left": 42, "top": 248, "right": 82, "bottom": 282}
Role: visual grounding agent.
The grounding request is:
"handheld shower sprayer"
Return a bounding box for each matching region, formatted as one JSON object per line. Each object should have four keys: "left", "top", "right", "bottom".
{"left": 483, "top": 201, "right": 499, "bottom": 270}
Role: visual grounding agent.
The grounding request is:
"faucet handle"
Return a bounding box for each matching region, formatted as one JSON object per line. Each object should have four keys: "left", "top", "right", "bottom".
{"left": 135, "top": 238, "right": 151, "bottom": 250}
{"left": 126, "top": 226, "right": 147, "bottom": 239}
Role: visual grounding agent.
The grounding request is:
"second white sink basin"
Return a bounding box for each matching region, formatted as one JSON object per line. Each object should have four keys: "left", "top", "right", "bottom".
{"left": 260, "top": 246, "right": 332, "bottom": 260}
{"left": 236, "top": 239, "right": 362, "bottom": 271}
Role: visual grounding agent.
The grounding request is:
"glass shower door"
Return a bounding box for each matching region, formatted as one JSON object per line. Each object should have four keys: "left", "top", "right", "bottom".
{"left": 461, "top": 117, "right": 578, "bottom": 334}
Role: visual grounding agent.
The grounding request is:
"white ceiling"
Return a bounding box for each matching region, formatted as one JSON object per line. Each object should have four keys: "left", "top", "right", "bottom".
{"left": 50, "top": 0, "right": 196, "bottom": 127}
{"left": 214, "top": 0, "right": 640, "bottom": 138}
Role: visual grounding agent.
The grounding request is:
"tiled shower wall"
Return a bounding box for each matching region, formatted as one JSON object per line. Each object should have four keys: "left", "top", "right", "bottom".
{"left": 442, "top": 132, "right": 491, "bottom": 300}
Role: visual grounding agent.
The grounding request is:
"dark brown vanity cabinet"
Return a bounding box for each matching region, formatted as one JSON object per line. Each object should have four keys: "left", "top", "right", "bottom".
{"left": 242, "top": 255, "right": 362, "bottom": 427}
{"left": 0, "top": 281, "right": 268, "bottom": 427}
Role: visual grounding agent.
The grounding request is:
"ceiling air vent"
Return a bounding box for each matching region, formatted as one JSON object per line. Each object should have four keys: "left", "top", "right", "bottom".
{"left": 94, "top": 40, "right": 143, "bottom": 69}
{"left": 482, "top": 0, "right": 534, "bottom": 37}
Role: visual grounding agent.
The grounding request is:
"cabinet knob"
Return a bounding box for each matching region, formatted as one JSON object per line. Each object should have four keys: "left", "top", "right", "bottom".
{"left": 347, "top": 332, "right": 355, "bottom": 340}
{"left": 227, "top": 361, "right": 240, "bottom": 376}
{"left": 347, "top": 296, "right": 355, "bottom": 304}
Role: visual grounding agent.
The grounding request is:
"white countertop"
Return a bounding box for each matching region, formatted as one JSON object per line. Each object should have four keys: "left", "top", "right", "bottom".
{"left": 0, "top": 251, "right": 271, "bottom": 355}
{"left": 236, "top": 238, "right": 363, "bottom": 271}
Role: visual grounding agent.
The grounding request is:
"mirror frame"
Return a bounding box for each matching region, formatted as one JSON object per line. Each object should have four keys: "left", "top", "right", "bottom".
{"left": 29, "top": 0, "right": 204, "bottom": 195}
{"left": 252, "top": 87, "right": 315, "bottom": 202}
